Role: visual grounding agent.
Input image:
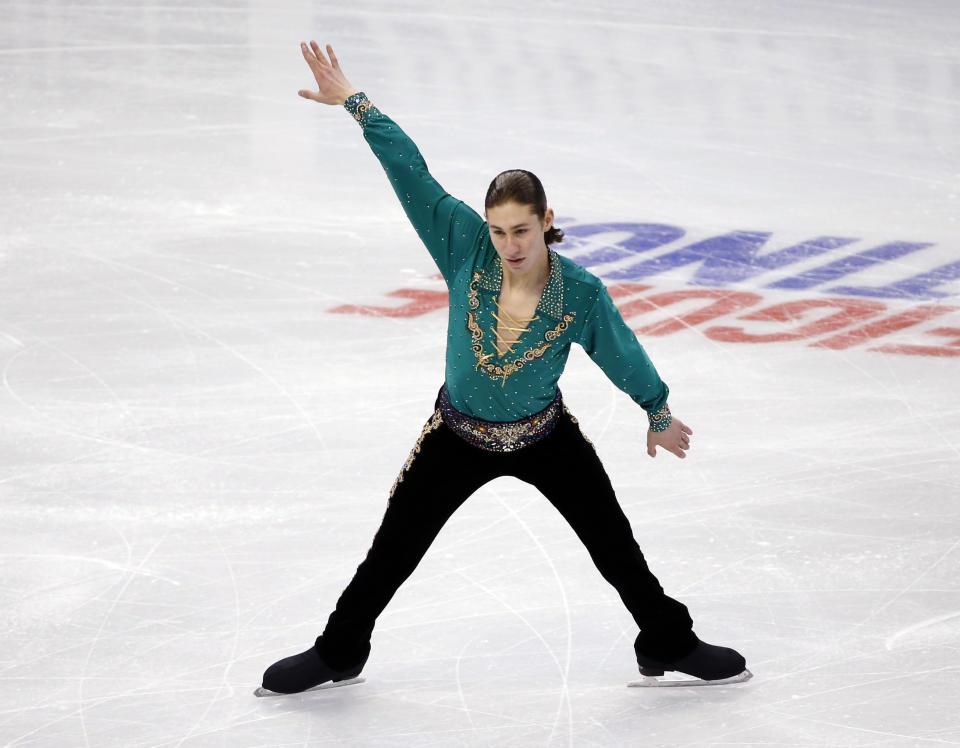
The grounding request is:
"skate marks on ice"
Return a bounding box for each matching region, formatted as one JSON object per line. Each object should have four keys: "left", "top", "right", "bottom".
{"left": 253, "top": 677, "right": 366, "bottom": 698}
{"left": 628, "top": 669, "right": 753, "bottom": 688}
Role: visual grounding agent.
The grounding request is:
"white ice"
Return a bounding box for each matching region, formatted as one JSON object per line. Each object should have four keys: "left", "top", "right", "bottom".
{"left": 1, "top": 1, "right": 959, "bottom": 746}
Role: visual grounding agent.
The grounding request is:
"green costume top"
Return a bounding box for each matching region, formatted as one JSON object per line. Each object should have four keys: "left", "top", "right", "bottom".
{"left": 344, "top": 93, "right": 671, "bottom": 431}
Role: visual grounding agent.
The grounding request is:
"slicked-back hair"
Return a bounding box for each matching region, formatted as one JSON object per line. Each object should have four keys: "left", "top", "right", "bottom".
{"left": 484, "top": 169, "right": 564, "bottom": 246}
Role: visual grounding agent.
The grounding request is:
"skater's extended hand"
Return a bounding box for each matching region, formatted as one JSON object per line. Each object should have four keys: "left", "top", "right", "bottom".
{"left": 298, "top": 41, "right": 358, "bottom": 106}
{"left": 647, "top": 418, "right": 692, "bottom": 459}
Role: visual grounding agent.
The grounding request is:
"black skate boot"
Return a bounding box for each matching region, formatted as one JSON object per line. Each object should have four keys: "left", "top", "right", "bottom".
{"left": 631, "top": 637, "right": 751, "bottom": 687}
{"left": 257, "top": 641, "right": 366, "bottom": 696}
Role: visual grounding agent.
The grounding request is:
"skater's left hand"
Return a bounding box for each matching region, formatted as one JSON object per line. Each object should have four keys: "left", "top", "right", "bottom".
{"left": 647, "top": 418, "right": 692, "bottom": 459}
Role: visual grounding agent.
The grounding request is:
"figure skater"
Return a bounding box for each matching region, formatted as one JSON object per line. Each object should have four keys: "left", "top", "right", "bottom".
{"left": 260, "top": 40, "right": 750, "bottom": 694}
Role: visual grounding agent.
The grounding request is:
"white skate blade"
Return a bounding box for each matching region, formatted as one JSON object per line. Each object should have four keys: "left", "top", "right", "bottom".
{"left": 628, "top": 669, "right": 752, "bottom": 688}
{"left": 254, "top": 676, "right": 365, "bottom": 698}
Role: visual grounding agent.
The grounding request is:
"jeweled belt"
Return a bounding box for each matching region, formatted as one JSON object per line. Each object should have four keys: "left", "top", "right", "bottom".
{"left": 437, "top": 384, "right": 563, "bottom": 452}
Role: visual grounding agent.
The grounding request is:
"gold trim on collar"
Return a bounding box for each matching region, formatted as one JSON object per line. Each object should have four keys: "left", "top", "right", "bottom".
{"left": 467, "top": 271, "right": 576, "bottom": 386}
{"left": 477, "top": 249, "right": 564, "bottom": 320}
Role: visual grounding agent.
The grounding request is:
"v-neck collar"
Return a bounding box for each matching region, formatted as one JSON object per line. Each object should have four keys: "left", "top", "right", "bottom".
{"left": 477, "top": 249, "right": 564, "bottom": 320}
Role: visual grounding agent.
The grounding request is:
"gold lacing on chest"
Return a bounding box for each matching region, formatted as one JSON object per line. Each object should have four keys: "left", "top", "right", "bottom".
{"left": 467, "top": 272, "right": 576, "bottom": 386}
{"left": 491, "top": 300, "right": 539, "bottom": 357}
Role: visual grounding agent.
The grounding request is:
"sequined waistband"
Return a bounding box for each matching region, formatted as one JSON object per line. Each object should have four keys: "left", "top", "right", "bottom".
{"left": 437, "top": 385, "right": 563, "bottom": 453}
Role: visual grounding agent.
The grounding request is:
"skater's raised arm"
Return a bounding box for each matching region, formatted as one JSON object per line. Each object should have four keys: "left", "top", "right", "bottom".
{"left": 298, "top": 40, "right": 486, "bottom": 283}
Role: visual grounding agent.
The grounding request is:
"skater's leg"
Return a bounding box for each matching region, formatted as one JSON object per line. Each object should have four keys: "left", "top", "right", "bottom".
{"left": 318, "top": 414, "right": 498, "bottom": 669}
{"left": 513, "top": 411, "right": 697, "bottom": 662}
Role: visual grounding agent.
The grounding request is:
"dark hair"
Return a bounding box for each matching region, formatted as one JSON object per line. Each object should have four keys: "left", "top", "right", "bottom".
{"left": 484, "top": 169, "right": 564, "bottom": 246}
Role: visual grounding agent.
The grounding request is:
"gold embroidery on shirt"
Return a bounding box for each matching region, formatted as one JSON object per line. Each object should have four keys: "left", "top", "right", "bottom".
{"left": 467, "top": 272, "right": 576, "bottom": 386}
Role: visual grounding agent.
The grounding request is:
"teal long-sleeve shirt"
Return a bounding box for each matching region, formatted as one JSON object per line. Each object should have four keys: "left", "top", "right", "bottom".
{"left": 343, "top": 92, "right": 670, "bottom": 424}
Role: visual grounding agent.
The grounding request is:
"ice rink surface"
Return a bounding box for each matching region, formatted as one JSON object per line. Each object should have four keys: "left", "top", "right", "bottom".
{"left": 2, "top": 1, "right": 959, "bottom": 745}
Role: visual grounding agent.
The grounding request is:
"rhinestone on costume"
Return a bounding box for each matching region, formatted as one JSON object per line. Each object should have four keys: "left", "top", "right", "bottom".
{"left": 648, "top": 404, "right": 672, "bottom": 432}
{"left": 344, "top": 91, "right": 380, "bottom": 128}
{"left": 438, "top": 385, "right": 562, "bottom": 452}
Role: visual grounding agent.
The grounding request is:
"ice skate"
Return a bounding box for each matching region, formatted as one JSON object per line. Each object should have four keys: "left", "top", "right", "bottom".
{"left": 257, "top": 643, "right": 365, "bottom": 697}
{"left": 254, "top": 677, "right": 365, "bottom": 698}
{"left": 629, "top": 639, "right": 751, "bottom": 688}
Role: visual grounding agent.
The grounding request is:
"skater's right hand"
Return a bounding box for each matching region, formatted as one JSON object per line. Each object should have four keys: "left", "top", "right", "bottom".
{"left": 298, "top": 41, "right": 359, "bottom": 106}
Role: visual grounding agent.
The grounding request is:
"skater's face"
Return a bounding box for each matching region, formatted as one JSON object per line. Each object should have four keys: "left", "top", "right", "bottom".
{"left": 485, "top": 201, "right": 553, "bottom": 278}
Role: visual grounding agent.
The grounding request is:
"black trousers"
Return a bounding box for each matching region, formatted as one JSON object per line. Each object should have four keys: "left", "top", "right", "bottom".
{"left": 317, "top": 402, "right": 697, "bottom": 670}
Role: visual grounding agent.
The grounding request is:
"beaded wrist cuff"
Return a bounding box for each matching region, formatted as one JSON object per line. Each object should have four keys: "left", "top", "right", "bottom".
{"left": 648, "top": 404, "right": 672, "bottom": 432}
{"left": 344, "top": 91, "right": 379, "bottom": 128}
